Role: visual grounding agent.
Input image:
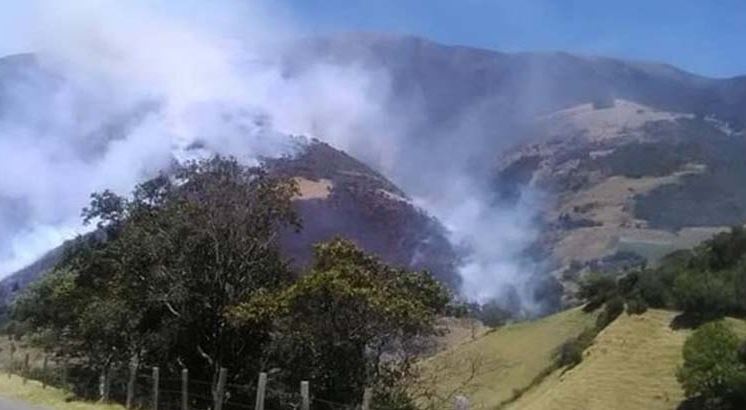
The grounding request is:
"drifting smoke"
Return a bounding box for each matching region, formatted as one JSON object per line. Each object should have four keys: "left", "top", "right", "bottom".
{"left": 0, "top": 0, "right": 544, "bottom": 311}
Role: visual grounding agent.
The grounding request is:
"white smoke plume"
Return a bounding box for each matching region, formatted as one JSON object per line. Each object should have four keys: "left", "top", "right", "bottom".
{"left": 0, "top": 0, "right": 544, "bottom": 311}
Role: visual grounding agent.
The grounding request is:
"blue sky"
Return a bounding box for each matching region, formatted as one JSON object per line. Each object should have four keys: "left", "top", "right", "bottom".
{"left": 281, "top": 0, "right": 746, "bottom": 78}
{"left": 2, "top": 1, "right": 745, "bottom": 78}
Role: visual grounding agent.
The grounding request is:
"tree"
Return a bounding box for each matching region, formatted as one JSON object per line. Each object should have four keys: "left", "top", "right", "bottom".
{"left": 578, "top": 272, "right": 617, "bottom": 312}
{"left": 678, "top": 321, "right": 746, "bottom": 408}
{"left": 673, "top": 269, "right": 736, "bottom": 320}
{"left": 14, "top": 157, "right": 300, "bottom": 392}
{"left": 229, "top": 238, "right": 451, "bottom": 407}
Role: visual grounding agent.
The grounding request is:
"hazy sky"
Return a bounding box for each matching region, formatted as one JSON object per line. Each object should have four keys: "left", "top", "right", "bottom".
{"left": 282, "top": 0, "right": 746, "bottom": 78}
{"left": 1, "top": 1, "right": 745, "bottom": 78}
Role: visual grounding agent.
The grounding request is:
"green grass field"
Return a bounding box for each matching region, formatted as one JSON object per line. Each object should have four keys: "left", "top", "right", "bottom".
{"left": 417, "top": 308, "right": 598, "bottom": 409}
{"left": 422, "top": 308, "right": 746, "bottom": 410}
{"left": 0, "top": 374, "right": 122, "bottom": 410}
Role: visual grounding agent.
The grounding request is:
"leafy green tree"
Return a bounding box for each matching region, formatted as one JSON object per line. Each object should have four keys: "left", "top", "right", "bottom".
{"left": 14, "top": 157, "right": 300, "bottom": 389}
{"left": 673, "top": 269, "right": 736, "bottom": 320}
{"left": 230, "top": 238, "right": 451, "bottom": 407}
{"left": 678, "top": 321, "right": 746, "bottom": 408}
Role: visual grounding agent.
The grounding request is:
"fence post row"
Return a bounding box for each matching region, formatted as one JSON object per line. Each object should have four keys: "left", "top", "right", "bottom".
{"left": 2, "top": 358, "right": 418, "bottom": 410}
{"left": 152, "top": 366, "right": 160, "bottom": 410}
{"left": 255, "top": 372, "right": 267, "bottom": 410}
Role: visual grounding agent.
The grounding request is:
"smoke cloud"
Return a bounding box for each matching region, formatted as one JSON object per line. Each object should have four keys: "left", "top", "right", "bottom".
{"left": 0, "top": 0, "right": 544, "bottom": 312}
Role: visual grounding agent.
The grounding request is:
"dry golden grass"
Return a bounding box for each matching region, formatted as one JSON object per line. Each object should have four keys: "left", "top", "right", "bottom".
{"left": 417, "top": 308, "right": 597, "bottom": 409}
{"left": 507, "top": 310, "right": 746, "bottom": 410}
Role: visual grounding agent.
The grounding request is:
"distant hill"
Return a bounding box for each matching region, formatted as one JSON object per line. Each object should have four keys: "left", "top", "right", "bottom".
{"left": 290, "top": 34, "right": 746, "bottom": 302}
{"left": 293, "top": 33, "right": 746, "bottom": 133}
{"left": 494, "top": 99, "right": 746, "bottom": 303}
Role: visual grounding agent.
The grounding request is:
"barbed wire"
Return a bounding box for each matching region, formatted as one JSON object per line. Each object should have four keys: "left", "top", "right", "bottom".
{"left": 3, "top": 360, "right": 369, "bottom": 410}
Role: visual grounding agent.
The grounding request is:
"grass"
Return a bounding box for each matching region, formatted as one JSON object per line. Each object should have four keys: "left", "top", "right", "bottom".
{"left": 505, "top": 309, "right": 746, "bottom": 410}
{"left": 0, "top": 337, "right": 120, "bottom": 410}
{"left": 0, "top": 373, "right": 123, "bottom": 410}
{"left": 416, "top": 307, "right": 597, "bottom": 409}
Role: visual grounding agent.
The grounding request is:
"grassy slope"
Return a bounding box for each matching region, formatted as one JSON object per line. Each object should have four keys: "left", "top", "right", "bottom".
{"left": 418, "top": 308, "right": 597, "bottom": 409}
{"left": 0, "top": 375, "right": 122, "bottom": 410}
{"left": 507, "top": 310, "right": 746, "bottom": 410}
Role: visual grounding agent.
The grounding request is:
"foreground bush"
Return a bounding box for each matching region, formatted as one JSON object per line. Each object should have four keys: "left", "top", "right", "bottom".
{"left": 677, "top": 321, "right": 746, "bottom": 409}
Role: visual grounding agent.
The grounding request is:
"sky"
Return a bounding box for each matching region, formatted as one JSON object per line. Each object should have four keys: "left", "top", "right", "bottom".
{"left": 1, "top": 1, "right": 745, "bottom": 78}
{"left": 278, "top": 0, "right": 746, "bottom": 79}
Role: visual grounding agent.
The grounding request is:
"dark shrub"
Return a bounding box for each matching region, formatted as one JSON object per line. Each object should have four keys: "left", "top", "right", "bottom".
{"left": 556, "top": 340, "right": 584, "bottom": 368}
{"left": 673, "top": 269, "right": 735, "bottom": 320}
{"left": 596, "top": 296, "right": 624, "bottom": 330}
{"left": 626, "top": 292, "right": 649, "bottom": 315}
{"left": 579, "top": 273, "right": 617, "bottom": 312}
{"left": 556, "top": 328, "right": 597, "bottom": 369}
{"left": 636, "top": 271, "right": 670, "bottom": 308}
{"left": 678, "top": 321, "right": 746, "bottom": 407}
{"left": 476, "top": 300, "right": 512, "bottom": 328}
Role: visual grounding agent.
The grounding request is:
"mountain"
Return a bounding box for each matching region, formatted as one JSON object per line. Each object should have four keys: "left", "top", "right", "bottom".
{"left": 290, "top": 34, "right": 746, "bottom": 303}
{"left": 0, "top": 140, "right": 460, "bottom": 306}
{"left": 493, "top": 99, "right": 746, "bottom": 300}
{"left": 5, "top": 33, "right": 746, "bottom": 308}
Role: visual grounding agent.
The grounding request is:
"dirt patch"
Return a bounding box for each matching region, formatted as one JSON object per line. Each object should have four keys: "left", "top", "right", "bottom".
{"left": 293, "top": 177, "right": 333, "bottom": 200}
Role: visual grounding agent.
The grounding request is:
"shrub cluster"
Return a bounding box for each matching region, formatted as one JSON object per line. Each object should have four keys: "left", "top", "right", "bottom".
{"left": 578, "top": 226, "right": 746, "bottom": 322}
{"left": 678, "top": 321, "right": 746, "bottom": 409}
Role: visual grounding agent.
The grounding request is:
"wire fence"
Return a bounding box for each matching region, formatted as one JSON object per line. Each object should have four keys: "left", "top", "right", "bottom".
{"left": 3, "top": 349, "right": 373, "bottom": 410}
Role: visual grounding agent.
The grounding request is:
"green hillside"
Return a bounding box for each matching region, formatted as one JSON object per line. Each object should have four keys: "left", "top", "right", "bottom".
{"left": 417, "top": 308, "right": 597, "bottom": 409}
{"left": 422, "top": 309, "right": 746, "bottom": 410}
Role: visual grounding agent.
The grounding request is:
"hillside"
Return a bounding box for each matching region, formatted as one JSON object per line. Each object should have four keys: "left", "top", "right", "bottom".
{"left": 418, "top": 308, "right": 597, "bottom": 409}
{"left": 6, "top": 33, "right": 746, "bottom": 308}
{"left": 509, "top": 311, "right": 746, "bottom": 410}
{"left": 0, "top": 140, "right": 460, "bottom": 307}
{"left": 424, "top": 309, "right": 746, "bottom": 410}
{"left": 494, "top": 99, "right": 746, "bottom": 302}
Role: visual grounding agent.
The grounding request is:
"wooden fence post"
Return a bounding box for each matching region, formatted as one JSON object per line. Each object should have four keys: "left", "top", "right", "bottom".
{"left": 254, "top": 372, "right": 267, "bottom": 410}
{"left": 215, "top": 368, "right": 227, "bottom": 410}
{"left": 454, "top": 395, "right": 469, "bottom": 410}
{"left": 126, "top": 363, "right": 137, "bottom": 409}
{"left": 361, "top": 388, "right": 372, "bottom": 410}
{"left": 42, "top": 355, "right": 48, "bottom": 389}
{"left": 7, "top": 344, "right": 12, "bottom": 379}
{"left": 61, "top": 358, "right": 69, "bottom": 388}
{"left": 300, "top": 381, "right": 310, "bottom": 410}
{"left": 152, "top": 367, "right": 160, "bottom": 410}
{"left": 100, "top": 367, "right": 111, "bottom": 403}
{"left": 22, "top": 353, "right": 29, "bottom": 385}
{"left": 181, "top": 368, "right": 189, "bottom": 410}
